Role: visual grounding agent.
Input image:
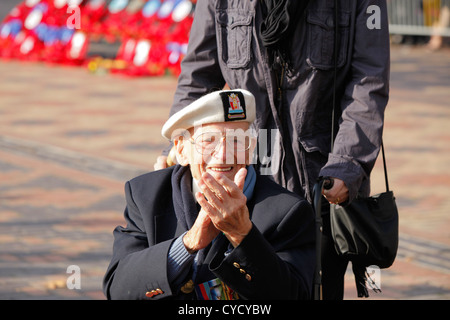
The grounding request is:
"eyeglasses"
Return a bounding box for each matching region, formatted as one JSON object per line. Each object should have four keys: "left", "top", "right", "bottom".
{"left": 190, "top": 131, "right": 254, "bottom": 155}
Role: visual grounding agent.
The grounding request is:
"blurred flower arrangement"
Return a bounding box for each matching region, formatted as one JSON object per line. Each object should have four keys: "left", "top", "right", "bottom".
{"left": 0, "top": 0, "right": 195, "bottom": 76}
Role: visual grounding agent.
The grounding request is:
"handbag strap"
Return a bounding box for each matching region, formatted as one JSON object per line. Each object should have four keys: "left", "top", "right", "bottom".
{"left": 329, "top": 0, "right": 390, "bottom": 194}
{"left": 380, "top": 141, "right": 390, "bottom": 192}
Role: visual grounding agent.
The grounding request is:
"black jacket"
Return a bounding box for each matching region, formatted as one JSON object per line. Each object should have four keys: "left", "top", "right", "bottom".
{"left": 103, "top": 165, "right": 316, "bottom": 300}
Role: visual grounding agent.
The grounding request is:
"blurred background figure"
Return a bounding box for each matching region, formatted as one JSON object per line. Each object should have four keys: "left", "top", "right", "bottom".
{"left": 388, "top": 0, "right": 449, "bottom": 47}
{"left": 427, "top": 2, "right": 450, "bottom": 50}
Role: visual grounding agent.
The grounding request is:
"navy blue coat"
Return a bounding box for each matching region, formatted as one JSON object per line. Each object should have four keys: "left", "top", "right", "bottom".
{"left": 103, "top": 166, "right": 316, "bottom": 300}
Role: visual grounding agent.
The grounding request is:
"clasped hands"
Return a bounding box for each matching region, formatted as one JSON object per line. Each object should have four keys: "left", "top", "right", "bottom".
{"left": 183, "top": 168, "right": 252, "bottom": 253}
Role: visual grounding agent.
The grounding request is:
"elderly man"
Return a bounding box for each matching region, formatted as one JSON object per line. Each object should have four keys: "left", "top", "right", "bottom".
{"left": 103, "top": 89, "right": 315, "bottom": 300}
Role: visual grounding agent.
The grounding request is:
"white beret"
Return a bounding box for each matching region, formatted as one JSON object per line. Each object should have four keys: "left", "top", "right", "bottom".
{"left": 161, "top": 89, "right": 256, "bottom": 140}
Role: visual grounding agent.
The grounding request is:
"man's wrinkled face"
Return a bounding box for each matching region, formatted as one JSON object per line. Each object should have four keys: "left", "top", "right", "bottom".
{"left": 175, "top": 122, "right": 256, "bottom": 181}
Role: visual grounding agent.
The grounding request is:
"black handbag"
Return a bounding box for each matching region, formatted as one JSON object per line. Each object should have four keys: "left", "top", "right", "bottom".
{"left": 328, "top": 142, "right": 399, "bottom": 269}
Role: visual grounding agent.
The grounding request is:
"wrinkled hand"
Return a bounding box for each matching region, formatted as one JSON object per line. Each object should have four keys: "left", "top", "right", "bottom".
{"left": 322, "top": 177, "right": 349, "bottom": 204}
{"left": 195, "top": 168, "right": 252, "bottom": 247}
{"left": 183, "top": 208, "right": 220, "bottom": 254}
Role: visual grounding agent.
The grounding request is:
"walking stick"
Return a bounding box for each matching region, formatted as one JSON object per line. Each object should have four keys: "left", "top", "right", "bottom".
{"left": 313, "top": 178, "right": 333, "bottom": 300}
{"left": 313, "top": 180, "right": 323, "bottom": 300}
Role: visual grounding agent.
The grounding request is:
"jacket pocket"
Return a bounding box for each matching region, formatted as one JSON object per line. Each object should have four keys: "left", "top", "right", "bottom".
{"left": 306, "top": 9, "right": 350, "bottom": 70}
{"left": 299, "top": 133, "right": 331, "bottom": 157}
{"left": 216, "top": 9, "right": 253, "bottom": 69}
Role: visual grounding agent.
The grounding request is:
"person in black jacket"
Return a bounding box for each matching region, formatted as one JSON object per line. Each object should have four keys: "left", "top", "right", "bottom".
{"left": 103, "top": 89, "right": 316, "bottom": 300}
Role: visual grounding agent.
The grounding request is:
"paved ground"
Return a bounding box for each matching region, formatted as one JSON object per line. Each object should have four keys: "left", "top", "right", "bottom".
{"left": 0, "top": 42, "right": 449, "bottom": 300}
